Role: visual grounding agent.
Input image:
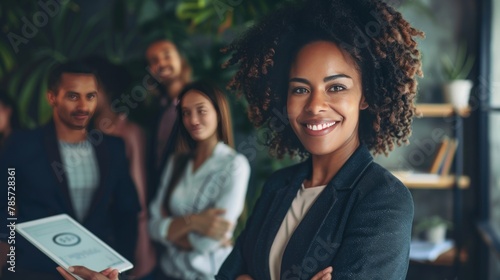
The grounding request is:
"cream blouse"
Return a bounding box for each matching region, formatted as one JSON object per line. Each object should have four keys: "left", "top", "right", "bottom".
{"left": 269, "top": 183, "right": 327, "bottom": 280}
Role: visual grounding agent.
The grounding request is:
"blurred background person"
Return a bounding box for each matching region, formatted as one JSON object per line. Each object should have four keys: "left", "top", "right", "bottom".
{"left": 148, "top": 81, "right": 250, "bottom": 280}
{"left": 85, "top": 56, "right": 157, "bottom": 280}
{"left": 145, "top": 39, "right": 192, "bottom": 204}
{"left": 0, "top": 60, "right": 140, "bottom": 280}
{"left": 0, "top": 90, "right": 20, "bottom": 151}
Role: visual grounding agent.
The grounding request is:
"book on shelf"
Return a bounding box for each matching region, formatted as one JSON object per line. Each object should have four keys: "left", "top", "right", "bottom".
{"left": 390, "top": 136, "right": 461, "bottom": 185}
{"left": 430, "top": 137, "right": 450, "bottom": 174}
{"left": 439, "top": 139, "right": 458, "bottom": 175}
{"left": 430, "top": 137, "right": 458, "bottom": 176}
{"left": 410, "top": 239, "right": 454, "bottom": 262}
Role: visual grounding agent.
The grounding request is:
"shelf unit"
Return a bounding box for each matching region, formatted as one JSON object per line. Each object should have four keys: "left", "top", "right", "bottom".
{"left": 416, "top": 104, "right": 471, "bottom": 118}
{"left": 392, "top": 172, "right": 470, "bottom": 189}
{"left": 409, "top": 103, "right": 469, "bottom": 268}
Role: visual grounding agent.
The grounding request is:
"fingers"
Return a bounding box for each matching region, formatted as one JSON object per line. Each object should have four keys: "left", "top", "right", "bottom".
{"left": 202, "top": 208, "right": 226, "bottom": 216}
{"left": 212, "top": 218, "right": 231, "bottom": 232}
{"left": 67, "top": 266, "right": 112, "bottom": 280}
{"left": 194, "top": 208, "right": 232, "bottom": 238}
{"left": 212, "top": 208, "right": 226, "bottom": 215}
{"left": 100, "top": 268, "right": 113, "bottom": 275}
{"left": 320, "top": 273, "right": 332, "bottom": 280}
{"left": 310, "top": 266, "right": 333, "bottom": 280}
{"left": 322, "top": 266, "right": 333, "bottom": 274}
{"left": 56, "top": 266, "right": 117, "bottom": 280}
{"left": 100, "top": 268, "right": 119, "bottom": 279}
{"left": 56, "top": 267, "right": 76, "bottom": 280}
{"left": 206, "top": 219, "right": 232, "bottom": 240}
{"left": 221, "top": 237, "right": 233, "bottom": 247}
{"left": 102, "top": 269, "right": 119, "bottom": 280}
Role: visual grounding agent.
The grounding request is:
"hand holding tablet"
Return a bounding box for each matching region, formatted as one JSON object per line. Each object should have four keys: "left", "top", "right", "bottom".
{"left": 56, "top": 266, "right": 118, "bottom": 280}
{"left": 15, "top": 214, "right": 133, "bottom": 280}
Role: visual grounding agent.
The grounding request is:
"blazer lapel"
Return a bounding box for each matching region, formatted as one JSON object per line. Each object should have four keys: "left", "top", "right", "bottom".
{"left": 280, "top": 145, "right": 374, "bottom": 278}
{"left": 43, "top": 121, "right": 76, "bottom": 218}
{"left": 253, "top": 160, "right": 310, "bottom": 280}
{"left": 280, "top": 185, "right": 338, "bottom": 278}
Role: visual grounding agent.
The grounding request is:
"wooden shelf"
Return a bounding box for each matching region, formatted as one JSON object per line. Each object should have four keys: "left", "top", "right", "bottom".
{"left": 411, "top": 247, "right": 468, "bottom": 266}
{"left": 391, "top": 171, "right": 470, "bottom": 189}
{"left": 416, "top": 104, "right": 470, "bottom": 118}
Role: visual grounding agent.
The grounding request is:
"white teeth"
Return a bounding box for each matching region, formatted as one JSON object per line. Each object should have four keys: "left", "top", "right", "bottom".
{"left": 306, "top": 122, "right": 336, "bottom": 131}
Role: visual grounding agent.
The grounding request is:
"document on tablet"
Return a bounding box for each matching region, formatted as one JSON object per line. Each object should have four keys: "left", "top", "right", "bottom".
{"left": 16, "top": 214, "right": 133, "bottom": 276}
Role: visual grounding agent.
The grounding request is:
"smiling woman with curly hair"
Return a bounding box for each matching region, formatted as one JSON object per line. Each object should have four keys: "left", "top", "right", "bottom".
{"left": 223, "top": 0, "right": 423, "bottom": 159}
{"left": 216, "top": 0, "right": 424, "bottom": 279}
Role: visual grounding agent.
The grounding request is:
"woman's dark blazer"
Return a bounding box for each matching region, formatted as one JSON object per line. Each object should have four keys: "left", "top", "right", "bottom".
{"left": 216, "top": 144, "right": 413, "bottom": 280}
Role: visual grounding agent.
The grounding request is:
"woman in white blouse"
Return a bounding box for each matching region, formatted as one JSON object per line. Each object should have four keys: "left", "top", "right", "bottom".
{"left": 148, "top": 81, "right": 250, "bottom": 280}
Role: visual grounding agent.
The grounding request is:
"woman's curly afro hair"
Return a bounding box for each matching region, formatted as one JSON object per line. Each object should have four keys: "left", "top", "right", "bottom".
{"left": 223, "top": 0, "right": 424, "bottom": 158}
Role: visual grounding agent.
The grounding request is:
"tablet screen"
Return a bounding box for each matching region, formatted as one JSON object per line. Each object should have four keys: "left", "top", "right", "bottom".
{"left": 17, "top": 214, "right": 132, "bottom": 273}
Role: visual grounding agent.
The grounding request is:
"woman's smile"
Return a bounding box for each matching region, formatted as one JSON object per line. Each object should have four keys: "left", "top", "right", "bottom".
{"left": 301, "top": 120, "right": 339, "bottom": 136}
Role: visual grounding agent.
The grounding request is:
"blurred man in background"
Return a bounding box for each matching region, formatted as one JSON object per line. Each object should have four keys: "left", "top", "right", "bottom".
{"left": 145, "top": 39, "right": 192, "bottom": 203}
{"left": 0, "top": 60, "right": 140, "bottom": 280}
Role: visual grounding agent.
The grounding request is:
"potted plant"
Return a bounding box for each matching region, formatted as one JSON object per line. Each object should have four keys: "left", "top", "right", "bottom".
{"left": 441, "top": 42, "right": 475, "bottom": 110}
{"left": 414, "top": 215, "right": 453, "bottom": 244}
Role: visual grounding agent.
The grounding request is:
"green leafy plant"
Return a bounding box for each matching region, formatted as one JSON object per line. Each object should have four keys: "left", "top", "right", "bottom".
{"left": 414, "top": 215, "right": 453, "bottom": 234}
{"left": 175, "top": 0, "right": 296, "bottom": 34}
{"left": 441, "top": 42, "right": 475, "bottom": 80}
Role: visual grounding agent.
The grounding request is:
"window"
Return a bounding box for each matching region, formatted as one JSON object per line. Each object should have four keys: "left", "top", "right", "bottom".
{"left": 478, "top": 0, "right": 500, "bottom": 278}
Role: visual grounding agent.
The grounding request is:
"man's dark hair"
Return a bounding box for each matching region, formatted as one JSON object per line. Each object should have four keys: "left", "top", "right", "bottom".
{"left": 48, "top": 60, "right": 97, "bottom": 93}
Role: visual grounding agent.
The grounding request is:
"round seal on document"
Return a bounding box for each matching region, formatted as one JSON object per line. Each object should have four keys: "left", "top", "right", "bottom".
{"left": 53, "top": 233, "right": 81, "bottom": 246}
